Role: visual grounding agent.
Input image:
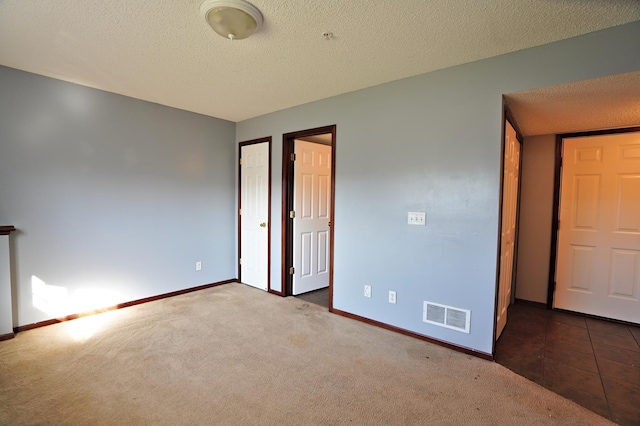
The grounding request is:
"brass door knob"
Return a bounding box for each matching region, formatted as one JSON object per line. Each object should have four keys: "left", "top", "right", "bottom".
{"left": 260, "top": 222, "right": 267, "bottom": 228}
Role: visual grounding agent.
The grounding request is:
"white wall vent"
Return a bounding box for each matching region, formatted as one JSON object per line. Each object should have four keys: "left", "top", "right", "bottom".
{"left": 423, "top": 301, "right": 471, "bottom": 333}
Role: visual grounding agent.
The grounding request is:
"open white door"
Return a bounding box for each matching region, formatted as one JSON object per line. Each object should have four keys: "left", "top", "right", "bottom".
{"left": 497, "top": 120, "right": 520, "bottom": 339}
{"left": 555, "top": 132, "right": 640, "bottom": 324}
{"left": 240, "top": 142, "right": 269, "bottom": 291}
{"left": 292, "top": 140, "right": 332, "bottom": 295}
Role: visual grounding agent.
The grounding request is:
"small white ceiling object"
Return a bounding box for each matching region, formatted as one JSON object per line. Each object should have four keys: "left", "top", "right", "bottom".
{"left": 200, "top": 0, "right": 263, "bottom": 41}
{"left": 0, "top": 1, "right": 638, "bottom": 122}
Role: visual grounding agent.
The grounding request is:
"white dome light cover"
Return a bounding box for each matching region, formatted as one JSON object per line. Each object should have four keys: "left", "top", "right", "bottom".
{"left": 200, "top": 0, "right": 264, "bottom": 40}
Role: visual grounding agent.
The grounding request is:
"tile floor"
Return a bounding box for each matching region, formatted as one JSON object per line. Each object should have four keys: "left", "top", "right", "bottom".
{"left": 295, "top": 287, "right": 329, "bottom": 307}
{"left": 495, "top": 303, "right": 640, "bottom": 425}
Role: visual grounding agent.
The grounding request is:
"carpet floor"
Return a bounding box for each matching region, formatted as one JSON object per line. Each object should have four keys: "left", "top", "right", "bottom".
{"left": 0, "top": 283, "right": 613, "bottom": 425}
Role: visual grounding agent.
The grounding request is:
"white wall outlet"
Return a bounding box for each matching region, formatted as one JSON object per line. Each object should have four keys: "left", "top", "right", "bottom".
{"left": 408, "top": 211, "right": 426, "bottom": 226}
{"left": 195, "top": 261, "right": 202, "bottom": 271}
{"left": 364, "top": 285, "right": 372, "bottom": 298}
{"left": 388, "top": 291, "right": 397, "bottom": 304}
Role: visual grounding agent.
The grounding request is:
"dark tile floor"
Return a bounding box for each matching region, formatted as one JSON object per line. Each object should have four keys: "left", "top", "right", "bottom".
{"left": 295, "top": 287, "right": 329, "bottom": 307}
{"left": 495, "top": 303, "right": 640, "bottom": 425}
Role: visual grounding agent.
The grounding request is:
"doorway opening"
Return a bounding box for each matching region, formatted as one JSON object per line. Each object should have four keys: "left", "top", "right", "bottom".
{"left": 493, "top": 101, "right": 525, "bottom": 350}
{"left": 282, "top": 125, "right": 336, "bottom": 310}
{"left": 549, "top": 127, "right": 640, "bottom": 323}
{"left": 495, "top": 114, "right": 522, "bottom": 342}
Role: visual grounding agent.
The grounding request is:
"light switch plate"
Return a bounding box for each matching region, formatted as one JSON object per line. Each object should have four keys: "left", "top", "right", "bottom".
{"left": 408, "top": 211, "right": 426, "bottom": 226}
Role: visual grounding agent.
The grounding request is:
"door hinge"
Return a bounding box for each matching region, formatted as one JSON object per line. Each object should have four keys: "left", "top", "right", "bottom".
{"left": 239, "top": 258, "right": 242, "bottom": 265}
{"left": 289, "top": 266, "right": 295, "bottom": 275}
{"left": 239, "top": 157, "right": 242, "bottom": 165}
{"left": 289, "top": 210, "right": 295, "bottom": 219}
{"left": 239, "top": 208, "right": 242, "bottom": 216}
{"left": 290, "top": 153, "right": 296, "bottom": 161}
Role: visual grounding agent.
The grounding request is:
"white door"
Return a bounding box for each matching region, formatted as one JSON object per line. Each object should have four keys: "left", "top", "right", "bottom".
{"left": 240, "top": 142, "right": 269, "bottom": 291}
{"left": 555, "top": 132, "right": 640, "bottom": 324}
{"left": 292, "top": 140, "right": 332, "bottom": 295}
{"left": 497, "top": 121, "right": 520, "bottom": 339}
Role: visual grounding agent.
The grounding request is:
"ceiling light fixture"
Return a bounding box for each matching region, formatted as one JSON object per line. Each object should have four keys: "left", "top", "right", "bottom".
{"left": 200, "top": 0, "right": 264, "bottom": 41}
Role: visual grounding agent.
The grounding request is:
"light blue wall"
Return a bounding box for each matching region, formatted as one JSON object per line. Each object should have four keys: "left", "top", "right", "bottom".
{"left": 236, "top": 22, "right": 640, "bottom": 355}
{"left": 0, "top": 66, "right": 237, "bottom": 327}
{"left": 2, "top": 22, "right": 638, "bottom": 351}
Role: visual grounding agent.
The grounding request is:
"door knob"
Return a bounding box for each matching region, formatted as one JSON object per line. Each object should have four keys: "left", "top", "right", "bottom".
{"left": 260, "top": 222, "right": 267, "bottom": 228}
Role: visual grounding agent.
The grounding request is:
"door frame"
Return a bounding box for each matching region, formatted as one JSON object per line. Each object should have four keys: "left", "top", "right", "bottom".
{"left": 493, "top": 102, "right": 524, "bottom": 349}
{"left": 281, "top": 125, "right": 336, "bottom": 308}
{"left": 547, "top": 126, "right": 640, "bottom": 309}
{"left": 238, "top": 137, "right": 272, "bottom": 291}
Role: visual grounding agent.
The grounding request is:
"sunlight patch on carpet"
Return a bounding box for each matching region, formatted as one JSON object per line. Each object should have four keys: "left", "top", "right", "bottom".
{"left": 31, "top": 275, "right": 123, "bottom": 340}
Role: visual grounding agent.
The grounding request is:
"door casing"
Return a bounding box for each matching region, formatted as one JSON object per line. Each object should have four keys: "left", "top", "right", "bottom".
{"left": 281, "top": 125, "right": 336, "bottom": 308}
{"left": 238, "top": 137, "right": 272, "bottom": 291}
{"left": 548, "top": 126, "right": 640, "bottom": 310}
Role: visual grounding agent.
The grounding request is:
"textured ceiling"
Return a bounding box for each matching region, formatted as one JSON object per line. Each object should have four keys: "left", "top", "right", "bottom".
{"left": 505, "top": 71, "right": 640, "bottom": 137}
{"left": 0, "top": 1, "right": 638, "bottom": 122}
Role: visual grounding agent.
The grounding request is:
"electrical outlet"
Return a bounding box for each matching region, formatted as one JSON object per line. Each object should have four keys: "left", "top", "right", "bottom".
{"left": 195, "top": 261, "right": 202, "bottom": 271}
{"left": 389, "top": 291, "right": 397, "bottom": 304}
{"left": 364, "top": 285, "right": 372, "bottom": 298}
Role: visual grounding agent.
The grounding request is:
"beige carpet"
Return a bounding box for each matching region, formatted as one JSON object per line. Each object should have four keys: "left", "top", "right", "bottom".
{"left": 0, "top": 283, "right": 612, "bottom": 425}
